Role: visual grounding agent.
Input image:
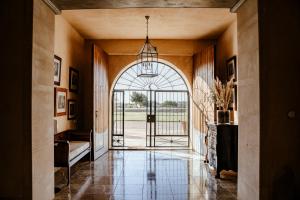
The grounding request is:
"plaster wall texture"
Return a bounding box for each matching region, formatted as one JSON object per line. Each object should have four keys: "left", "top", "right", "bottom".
{"left": 236, "top": 0, "right": 260, "bottom": 199}
{"left": 192, "top": 45, "right": 215, "bottom": 155}
{"left": 92, "top": 39, "right": 214, "bottom": 91}
{"left": 94, "top": 39, "right": 214, "bottom": 56}
{"left": 32, "top": 0, "right": 55, "bottom": 199}
{"left": 216, "top": 20, "right": 238, "bottom": 82}
{"left": 54, "top": 15, "right": 86, "bottom": 133}
{"left": 216, "top": 20, "right": 238, "bottom": 122}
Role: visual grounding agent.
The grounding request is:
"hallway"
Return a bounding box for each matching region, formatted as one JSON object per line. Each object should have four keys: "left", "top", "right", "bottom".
{"left": 55, "top": 151, "right": 237, "bottom": 200}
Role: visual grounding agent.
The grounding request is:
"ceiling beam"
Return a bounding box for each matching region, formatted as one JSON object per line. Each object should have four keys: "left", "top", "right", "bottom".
{"left": 50, "top": 0, "right": 239, "bottom": 10}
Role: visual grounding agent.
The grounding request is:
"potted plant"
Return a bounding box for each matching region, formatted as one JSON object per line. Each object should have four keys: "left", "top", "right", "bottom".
{"left": 213, "top": 76, "right": 234, "bottom": 124}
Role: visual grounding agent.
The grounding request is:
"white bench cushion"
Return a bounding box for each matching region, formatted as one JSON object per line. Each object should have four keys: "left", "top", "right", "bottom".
{"left": 69, "top": 141, "right": 90, "bottom": 161}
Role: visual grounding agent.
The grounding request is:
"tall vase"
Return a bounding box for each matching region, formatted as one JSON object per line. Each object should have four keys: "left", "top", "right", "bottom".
{"left": 217, "top": 110, "right": 230, "bottom": 124}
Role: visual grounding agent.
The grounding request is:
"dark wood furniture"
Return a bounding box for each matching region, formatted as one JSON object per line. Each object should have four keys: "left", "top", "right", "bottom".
{"left": 208, "top": 123, "right": 238, "bottom": 178}
{"left": 54, "top": 129, "right": 92, "bottom": 185}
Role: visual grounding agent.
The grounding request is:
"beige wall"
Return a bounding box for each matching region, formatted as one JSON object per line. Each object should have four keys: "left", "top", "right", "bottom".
{"left": 32, "top": 0, "right": 55, "bottom": 199}
{"left": 237, "top": 0, "right": 260, "bottom": 199}
{"left": 54, "top": 15, "right": 86, "bottom": 133}
{"left": 94, "top": 39, "right": 213, "bottom": 56}
{"left": 216, "top": 20, "right": 238, "bottom": 122}
{"left": 216, "top": 20, "right": 238, "bottom": 81}
{"left": 91, "top": 39, "right": 214, "bottom": 90}
{"left": 192, "top": 45, "right": 215, "bottom": 155}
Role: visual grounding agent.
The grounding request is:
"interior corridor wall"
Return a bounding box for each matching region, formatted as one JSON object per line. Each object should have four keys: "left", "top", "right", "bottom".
{"left": 0, "top": 0, "right": 34, "bottom": 198}
{"left": 236, "top": 0, "right": 260, "bottom": 199}
{"left": 1, "top": 0, "right": 56, "bottom": 199}
{"left": 31, "top": 0, "right": 55, "bottom": 199}
{"left": 91, "top": 39, "right": 215, "bottom": 91}
{"left": 216, "top": 20, "right": 238, "bottom": 123}
{"left": 54, "top": 15, "right": 86, "bottom": 133}
{"left": 216, "top": 20, "right": 238, "bottom": 82}
{"left": 192, "top": 45, "right": 215, "bottom": 156}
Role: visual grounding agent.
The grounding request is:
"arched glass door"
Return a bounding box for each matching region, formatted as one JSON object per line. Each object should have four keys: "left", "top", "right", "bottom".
{"left": 112, "top": 62, "right": 189, "bottom": 148}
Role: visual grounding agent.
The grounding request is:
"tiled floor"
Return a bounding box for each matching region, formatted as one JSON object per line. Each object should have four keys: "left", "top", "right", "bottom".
{"left": 55, "top": 150, "right": 237, "bottom": 200}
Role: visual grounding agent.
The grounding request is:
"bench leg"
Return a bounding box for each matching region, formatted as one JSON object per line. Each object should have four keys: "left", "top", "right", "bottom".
{"left": 89, "top": 150, "right": 91, "bottom": 163}
{"left": 67, "top": 166, "right": 70, "bottom": 186}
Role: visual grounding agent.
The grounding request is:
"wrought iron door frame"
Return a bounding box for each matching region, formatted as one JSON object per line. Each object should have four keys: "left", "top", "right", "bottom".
{"left": 111, "top": 90, "right": 125, "bottom": 147}
{"left": 112, "top": 89, "right": 190, "bottom": 148}
{"left": 153, "top": 90, "right": 190, "bottom": 147}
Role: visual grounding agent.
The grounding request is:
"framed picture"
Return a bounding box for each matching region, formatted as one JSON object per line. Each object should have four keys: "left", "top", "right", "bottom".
{"left": 227, "top": 56, "right": 237, "bottom": 82}
{"left": 54, "top": 55, "right": 62, "bottom": 86}
{"left": 55, "top": 87, "right": 67, "bottom": 116}
{"left": 69, "top": 67, "right": 79, "bottom": 93}
{"left": 68, "top": 100, "right": 78, "bottom": 120}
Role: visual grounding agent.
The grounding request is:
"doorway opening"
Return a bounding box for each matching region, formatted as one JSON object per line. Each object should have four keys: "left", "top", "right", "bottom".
{"left": 111, "top": 62, "right": 190, "bottom": 149}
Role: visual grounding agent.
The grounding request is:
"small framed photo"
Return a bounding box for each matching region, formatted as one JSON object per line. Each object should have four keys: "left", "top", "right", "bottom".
{"left": 227, "top": 56, "right": 237, "bottom": 82}
{"left": 68, "top": 100, "right": 78, "bottom": 120}
{"left": 54, "top": 55, "right": 62, "bottom": 86}
{"left": 69, "top": 67, "right": 79, "bottom": 93}
{"left": 55, "top": 87, "right": 67, "bottom": 116}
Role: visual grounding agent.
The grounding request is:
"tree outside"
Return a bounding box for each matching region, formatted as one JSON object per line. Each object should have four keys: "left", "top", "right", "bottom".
{"left": 130, "top": 92, "right": 148, "bottom": 107}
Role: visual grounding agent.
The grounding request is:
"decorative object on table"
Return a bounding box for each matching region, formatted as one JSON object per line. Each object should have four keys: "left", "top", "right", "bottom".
{"left": 213, "top": 77, "right": 234, "bottom": 123}
{"left": 217, "top": 110, "right": 230, "bottom": 124}
{"left": 69, "top": 67, "right": 79, "bottom": 93}
{"left": 136, "top": 16, "right": 159, "bottom": 78}
{"left": 227, "top": 56, "right": 238, "bottom": 111}
{"left": 68, "top": 99, "right": 78, "bottom": 120}
{"left": 54, "top": 55, "right": 62, "bottom": 86}
{"left": 55, "top": 87, "right": 67, "bottom": 116}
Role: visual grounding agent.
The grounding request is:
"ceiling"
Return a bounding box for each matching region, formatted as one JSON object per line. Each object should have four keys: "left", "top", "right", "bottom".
{"left": 92, "top": 39, "right": 214, "bottom": 56}
{"left": 51, "top": 0, "right": 239, "bottom": 10}
{"left": 62, "top": 8, "right": 236, "bottom": 39}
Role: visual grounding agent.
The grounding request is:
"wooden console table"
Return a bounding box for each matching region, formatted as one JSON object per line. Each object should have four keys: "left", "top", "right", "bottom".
{"left": 208, "top": 123, "right": 238, "bottom": 178}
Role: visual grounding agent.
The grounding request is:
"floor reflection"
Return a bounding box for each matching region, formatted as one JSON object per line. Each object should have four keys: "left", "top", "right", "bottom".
{"left": 55, "top": 150, "right": 237, "bottom": 200}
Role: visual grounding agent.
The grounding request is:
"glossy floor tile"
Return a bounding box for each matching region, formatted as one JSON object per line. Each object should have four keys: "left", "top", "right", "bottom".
{"left": 55, "top": 150, "right": 237, "bottom": 200}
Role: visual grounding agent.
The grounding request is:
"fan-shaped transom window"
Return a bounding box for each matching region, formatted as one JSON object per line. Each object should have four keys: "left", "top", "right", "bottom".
{"left": 114, "top": 62, "right": 188, "bottom": 91}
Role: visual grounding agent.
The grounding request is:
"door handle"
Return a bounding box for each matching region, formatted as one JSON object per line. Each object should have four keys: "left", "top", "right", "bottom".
{"left": 95, "top": 110, "right": 98, "bottom": 118}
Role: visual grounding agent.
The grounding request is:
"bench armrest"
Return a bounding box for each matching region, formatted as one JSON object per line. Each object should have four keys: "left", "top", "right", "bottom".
{"left": 54, "top": 140, "right": 69, "bottom": 144}
{"left": 54, "top": 140, "right": 69, "bottom": 167}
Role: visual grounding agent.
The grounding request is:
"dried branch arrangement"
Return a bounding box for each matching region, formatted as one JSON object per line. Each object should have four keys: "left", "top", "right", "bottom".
{"left": 213, "top": 76, "right": 234, "bottom": 111}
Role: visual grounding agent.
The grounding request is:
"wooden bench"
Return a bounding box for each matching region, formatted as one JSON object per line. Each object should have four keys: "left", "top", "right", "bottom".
{"left": 54, "top": 129, "right": 92, "bottom": 185}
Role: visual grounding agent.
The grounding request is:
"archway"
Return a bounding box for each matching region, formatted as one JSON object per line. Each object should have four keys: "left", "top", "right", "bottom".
{"left": 111, "top": 61, "right": 191, "bottom": 149}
